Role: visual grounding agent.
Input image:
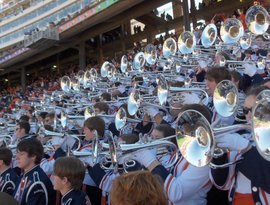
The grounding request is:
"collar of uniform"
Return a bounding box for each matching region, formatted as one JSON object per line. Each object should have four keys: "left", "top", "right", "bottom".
{"left": 0, "top": 167, "right": 11, "bottom": 176}
{"left": 62, "top": 188, "right": 74, "bottom": 203}
{"left": 22, "top": 164, "right": 39, "bottom": 177}
{"left": 19, "top": 135, "right": 31, "bottom": 142}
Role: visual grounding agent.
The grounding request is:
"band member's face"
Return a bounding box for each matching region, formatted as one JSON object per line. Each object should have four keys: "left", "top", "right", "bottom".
{"left": 83, "top": 127, "right": 95, "bottom": 141}
{"left": 52, "top": 174, "right": 66, "bottom": 191}
{"left": 244, "top": 95, "right": 256, "bottom": 123}
{"left": 151, "top": 129, "right": 163, "bottom": 140}
{"left": 45, "top": 117, "right": 54, "bottom": 126}
{"left": 16, "top": 151, "right": 35, "bottom": 171}
{"left": 206, "top": 79, "right": 217, "bottom": 97}
{"left": 94, "top": 108, "right": 101, "bottom": 115}
{"left": 15, "top": 126, "right": 25, "bottom": 139}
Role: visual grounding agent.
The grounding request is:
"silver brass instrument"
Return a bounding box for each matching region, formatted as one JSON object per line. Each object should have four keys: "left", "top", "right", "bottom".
{"left": 245, "top": 5, "right": 270, "bottom": 35}
{"left": 133, "top": 52, "right": 145, "bottom": 71}
{"left": 177, "top": 88, "right": 270, "bottom": 168}
{"left": 144, "top": 44, "right": 157, "bottom": 65}
{"left": 201, "top": 24, "right": 217, "bottom": 48}
{"left": 220, "top": 18, "right": 244, "bottom": 44}
{"left": 252, "top": 90, "right": 270, "bottom": 161}
{"left": 163, "top": 37, "right": 177, "bottom": 58}
{"left": 176, "top": 109, "right": 249, "bottom": 168}
{"left": 178, "top": 31, "right": 196, "bottom": 54}
{"left": 101, "top": 137, "right": 179, "bottom": 171}
{"left": 213, "top": 80, "right": 239, "bottom": 117}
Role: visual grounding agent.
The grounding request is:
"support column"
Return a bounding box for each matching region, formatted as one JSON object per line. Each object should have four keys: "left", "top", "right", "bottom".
{"left": 182, "top": 0, "right": 190, "bottom": 31}
{"left": 98, "top": 34, "right": 104, "bottom": 65}
{"left": 146, "top": 25, "right": 154, "bottom": 44}
{"left": 120, "top": 24, "right": 126, "bottom": 54}
{"left": 172, "top": 1, "right": 183, "bottom": 35}
{"left": 79, "top": 42, "right": 86, "bottom": 70}
{"left": 21, "top": 67, "right": 26, "bottom": 93}
{"left": 125, "top": 20, "right": 131, "bottom": 36}
{"left": 190, "top": 0, "right": 197, "bottom": 29}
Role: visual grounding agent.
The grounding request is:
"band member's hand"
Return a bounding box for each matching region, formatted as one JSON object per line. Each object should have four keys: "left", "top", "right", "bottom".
{"left": 216, "top": 133, "right": 250, "bottom": 152}
{"left": 133, "top": 148, "right": 157, "bottom": 168}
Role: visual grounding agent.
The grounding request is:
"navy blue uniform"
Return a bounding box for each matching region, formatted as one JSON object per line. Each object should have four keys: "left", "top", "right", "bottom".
{"left": 13, "top": 165, "right": 55, "bottom": 205}
{"left": 0, "top": 167, "right": 18, "bottom": 195}
{"left": 61, "top": 189, "right": 91, "bottom": 205}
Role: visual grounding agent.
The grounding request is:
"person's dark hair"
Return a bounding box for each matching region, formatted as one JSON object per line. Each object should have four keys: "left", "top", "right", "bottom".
{"left": 255, "top": 35, "right": 265, "bottom": 41}
{"left": 132, "top": 75, "right": 144, "bottom": 86}
{"left": 17, "top": 138, "right": 44, "bottom": 164}
{"left": 120, "top": 133, "right": 139, "bottom": 144}
{"left": 83, "top": 116, "right": 105, "bottom": 137}
{"left": 114, "top": 82, "right": 122, "bottom": 87}
{"left": 154, "top": 124, "right": 175, "bottom": 138}
{"left": 205, "top": 67, "right": 231, "bottom": 84}
{"left": 94, "top": 102, "right": 109, "bottom": 114}
{"left": 19, "top": 115, "right": 30, "bottom": 123}
{"left": 154, "top": 124, "right": 176, "bottom": 145}
{"left": 54, "top": 157, "right": 85, "bottom": 190}
{"left": 46, "top": 112, "right": 55, "bottom": 119}
{"left": 39, "top": 112, "right": 48, "bottom": 120}
{"left": 230, "top": 70, "right": 242, "bottom": 83}
{"left": 180, "top": 104, "right": 212, "bottom": 124}
{"left": 17, "top": 121, "right": 30, "bottom": 134}
{"left": 0, "top": 148, "right": 13, "bottom": 166}
{"left": 246, "top": 85, "right": 269, "bottom": 97}
{"left": 101, "top": 92, "right": 111, "bottom": 102}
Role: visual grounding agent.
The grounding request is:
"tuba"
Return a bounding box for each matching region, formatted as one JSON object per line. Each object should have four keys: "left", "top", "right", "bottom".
{"left": 245, "top": 5, "right": 270, "bottom": 35}
{"left": 220, "top": 18, "right": 244, "bottom": 44}
{"left": 178, "top": 31, "right": 196, "bottom": 54}
{"left": 201, "top": 24, "right": 217, "bottom": 48}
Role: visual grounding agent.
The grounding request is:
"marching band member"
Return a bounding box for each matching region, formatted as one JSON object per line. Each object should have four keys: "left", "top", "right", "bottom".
{"left": 14, "top": 138, "right": 56, "bottom": 205}
{"left": 205, "top": 67, "right": 235, "bottom": 126}
{"left": 133, "top": 104, "right": 213, "bottom": 205}
{"left": 0, "top": 148, "right": 18, "bottom": 195}
{"left": 80, "top": 116, "right": 104, "bottom": 205}
{"left": 211, "top": 85, "right": 270, "bottom": 205}
{"left": 53, "top": 156, "right": 91, "bottom": 205}
{"left": 12, "top": 121, "right": 32, "bottom": 145}
{"left": 87, "top": 133, "right": 141, "bottom": 205}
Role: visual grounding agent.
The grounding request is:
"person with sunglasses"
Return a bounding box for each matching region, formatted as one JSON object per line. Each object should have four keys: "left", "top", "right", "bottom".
{"left": 210, "top": 85, "right": 270, "bottom": 205}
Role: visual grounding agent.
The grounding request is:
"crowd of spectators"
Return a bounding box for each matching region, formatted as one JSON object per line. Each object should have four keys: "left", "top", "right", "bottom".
{"left": 0, "top": 0, "right": 102, "bottom": 63}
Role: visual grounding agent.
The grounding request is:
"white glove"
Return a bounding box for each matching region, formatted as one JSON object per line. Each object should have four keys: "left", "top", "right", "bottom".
{"left": 118, "top": 85, "right": 126, "bottom": 94}
{"left": 244, "top": 62, "right": 256, "bottom": 77}
{"left": 51, "top": 136, "right": 65, "bottom": 146}
{"left": 216, "top": 133, "right": 250, "bottom": 152}
{"left": 133, "top": 148, "right": 157, "bottom": 168}
{"left": 145, "top": 106, "right": 159, "bottom": 118}
{"left": 198, "top": 60, "right": 208, "bottom": 68}
{"left": 181, "top": 93, "right": 201, "bottom": 104}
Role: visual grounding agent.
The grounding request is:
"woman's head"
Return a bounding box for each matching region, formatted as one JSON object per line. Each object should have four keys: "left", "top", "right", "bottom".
{"left": 110, "top": 171, "right": 167, "bottom": 205}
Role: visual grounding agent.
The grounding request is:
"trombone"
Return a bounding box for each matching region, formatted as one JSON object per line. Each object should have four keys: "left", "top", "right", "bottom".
{"left": 100, "top": 135, "right": 179, "bottom": 173}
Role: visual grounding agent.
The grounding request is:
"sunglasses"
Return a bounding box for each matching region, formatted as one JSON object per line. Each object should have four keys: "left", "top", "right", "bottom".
{"left": 243, "top": 107, "right": 252, "bottom": 115}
